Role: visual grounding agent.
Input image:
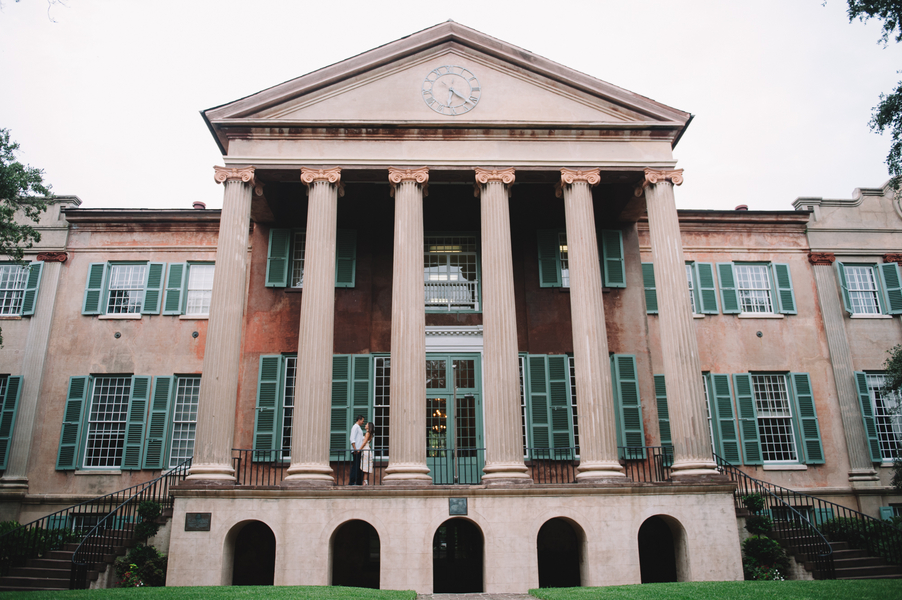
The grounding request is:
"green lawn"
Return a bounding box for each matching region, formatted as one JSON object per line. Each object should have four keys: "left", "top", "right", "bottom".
{"left": 530, "top": 580, "right": 902, "bottom": 600}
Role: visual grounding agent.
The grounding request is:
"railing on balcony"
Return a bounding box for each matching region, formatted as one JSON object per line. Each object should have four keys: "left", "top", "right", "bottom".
{"left": 424, "top": 279, "right": 479, "bottom": 311}
{"left": 232, "top": 446, "right": 673, "bottom": 486}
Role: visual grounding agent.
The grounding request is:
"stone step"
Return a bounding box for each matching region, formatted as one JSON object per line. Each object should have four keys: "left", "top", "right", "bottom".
{"left": 833, "top": 556, "right": 888, "bottom": 569}
{"left": 0, "top": 576, "right": 69, "bottom": 589}
{"left": 8, "top": 567, "right": 69, "bottom": 580}
{"left": 27, "top": 558, "right": 73, "bottom": 570}
{"left": 837, "top": 574, "right": 902, "bottom": 580}
{"left": 834, "top": 565, "right": 902, "bottom": 578}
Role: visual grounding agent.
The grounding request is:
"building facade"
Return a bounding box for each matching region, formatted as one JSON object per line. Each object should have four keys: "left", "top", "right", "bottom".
{"left": 0, "top": 22, "right": 900, "bottom": 593}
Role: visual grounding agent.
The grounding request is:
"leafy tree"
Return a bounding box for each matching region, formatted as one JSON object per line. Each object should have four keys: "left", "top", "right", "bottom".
{"left": 0, "top": 128, "right": 52, "bottom": 346}
{"left": 846, "top": 1, "right": 902, "bottom": 187}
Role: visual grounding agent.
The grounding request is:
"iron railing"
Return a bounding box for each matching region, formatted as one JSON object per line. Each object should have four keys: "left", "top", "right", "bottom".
{"left": 69, "top": 458, "right": 192, "bottom": 588}
{"left": 715, "top": 455, "right": 836, "bottom": 578}
{"left": 424, "top": 280, "right": 479, "bottom": 311}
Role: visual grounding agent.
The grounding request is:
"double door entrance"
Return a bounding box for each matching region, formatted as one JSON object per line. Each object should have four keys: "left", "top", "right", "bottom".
{"left": 425, "top": 353, "right": 483, "bottom": 484}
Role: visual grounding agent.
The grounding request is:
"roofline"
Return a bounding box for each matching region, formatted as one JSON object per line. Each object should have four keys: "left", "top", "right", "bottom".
{"left": 63, "top": 208, "right": 222, "bottom": 223}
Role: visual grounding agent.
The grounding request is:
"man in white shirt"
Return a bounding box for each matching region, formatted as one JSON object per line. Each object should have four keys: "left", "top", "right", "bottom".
{"left": 349, "top": 415, "right": 365, "bottom": 485}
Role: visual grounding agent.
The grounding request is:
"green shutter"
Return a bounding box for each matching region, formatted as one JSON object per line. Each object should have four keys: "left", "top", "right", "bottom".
{"left": 335, "top": 229, "right": 357, "bottom": 288}
{"left": 143, "top": 376, "right": 174, "bottom": 469}
{"left": 537, "top": 230, "right": 562, "bottom": 288}
{"left": 879, "top": 262, "right": 902, "bottom": 314}
{"left": 141, "top": 263, "right": 166, "bottom": 315}
{"left": 0, "top": 376, "right": 23, "bottom": 469}
{"left": 82, "top": 263, "right": 107, "bottom": 315}
{"left": 331, "top": 355, "right": 352, "bottom": 460}
{"left": 612, "top": 354, "right": 646, "bottom": 458}
{"left": 642, "top": 263, "right": 658, "bottom": 314}
{"left": 835, "top": 262, "right": 853, "bottom": 315}
{"left": 527, "top": 355, "right": 551, "bottom": 453}
{"left": 122, "top": 376, "right": 150, "bottom": 470}
{"left": 57, "top": 376, "right": 90, "bottom": 470}
{"left": 696, "top": 263, "right": 719, "bottom": 314}
{"left": 790, "top": 373, "right": 824, "bottom": 464}
{"left": 162, "top": 263, "right": 187, "bottom": 315}
{"left": 880, "top": 507, "right": 896, "bottom": 521}
{"left": 601, "top": 229, "right": 626, "bottom": 288}
{"left": 266, "top": 229, "right": 291, "bottom": 288}
{"left": 20, "top": 262, "right": 43, "bottom": 316}
{"left": 854, "top": 371, "right": 883, "bottom": 463}
{"left": 717, "top": 263, "right": 740, "bottom": 314}
{"left": 352, "top": 355, "right": 372, "bottom": 415}
{"left": 772, "top": 263, "right": 797, "bottom": 314}
{"left": 253, "top": 355, "right": 283, "bottom": 461}
{"left": 711, "top": 374, "right": 742, "bottom": 464}
{"left": 654, "top": 374, "right": 671, "bottom": 449}
{"left": 548, "top": 355, "right": 574, "bottom": 458}
{"left": 733, "top": 374, "right": 762, "bottom": 465}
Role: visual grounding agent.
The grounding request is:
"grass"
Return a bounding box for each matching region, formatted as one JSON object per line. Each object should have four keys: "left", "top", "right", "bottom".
{"left": 529, "top": 580, "right": 902, "bottom": 600}
{"left": 0, "top": 586, "right": 416, "bottom": 600}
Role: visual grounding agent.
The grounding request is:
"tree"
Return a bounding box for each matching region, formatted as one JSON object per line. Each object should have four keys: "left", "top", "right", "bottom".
{"left": 0, "top": 128, "right": 52, "bottom": 346}
{"left": 846, "top": 1, "right": 902, "bottom": 187}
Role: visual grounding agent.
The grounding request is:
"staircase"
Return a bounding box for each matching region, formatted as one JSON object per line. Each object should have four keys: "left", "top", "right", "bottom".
{"left": 0, "top": 459, "right": 189, "bottom": 590}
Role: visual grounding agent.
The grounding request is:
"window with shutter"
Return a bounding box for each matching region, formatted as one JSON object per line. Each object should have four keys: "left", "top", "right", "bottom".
{"left": 266, "top": 228, "right": 358, "bottom": 289}
{"left": 611, "top": 354, "right": 646, "bottom": 458}
{"left": 0, "top": 376, "right": 23, "bottom": 470}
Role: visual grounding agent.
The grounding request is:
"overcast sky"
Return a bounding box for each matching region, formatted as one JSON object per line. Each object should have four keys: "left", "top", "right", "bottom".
{"left": 2, "top": 0, "right": 900, "bottom": 211}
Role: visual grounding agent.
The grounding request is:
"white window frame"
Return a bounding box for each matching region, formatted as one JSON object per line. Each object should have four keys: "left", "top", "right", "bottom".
{"left": 373, "top": 355, "right": 390, "bottom": 460}
{"left": 846, "top": 265, "right": 882, "bottom": 315}
{"left": 735, "top": 264, "right": 775, "bottom": 314}
{"left": 167, "top": 376, "right": 200, "bottom": 468}
{"left": 686, "top": 263, "right": 697, "bottom": 314}
{"left": 424, "top": 234, "right": 480, "bottom": 311}
{"left": 106, "top": 263, "right": 148, "bottom": 315}
{"left": 184, "top": 264, "right": 215, "bottom": 316}
{"left": 281, "top": 356, "right": 297, "bottom": 460}
{"left": 866, "top": 373, "right": 902, "bottom": 462}
{"left": 0, "top": 264, "right": 28, "bottom": 316}
{"left": 559, "top": 231, "right": 570, "bottom": 288}
{"left": 83, "top": 377, "right": 132, "bottom": 468}
{"left": 291, "top": 230, "right": 307, "bottom": 288}
{"left": 752, "top": 374, "right": 799, "bottom": 463}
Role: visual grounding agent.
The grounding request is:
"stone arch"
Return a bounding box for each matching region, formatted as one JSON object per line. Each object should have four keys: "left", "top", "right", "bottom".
{"left": 536, "top": 517, "right": 586, "bottom": 588}
{"left": 638, "top": 514, "right": 689, "bottom": 583}
{"left": 432, "top": 517, "right": 484, "bottom": 593}
{"left": 330, "top": 519, "right": 381, "bottom": 589}
{"left": 224, "top": 519, "right": 276, "bottom": 586}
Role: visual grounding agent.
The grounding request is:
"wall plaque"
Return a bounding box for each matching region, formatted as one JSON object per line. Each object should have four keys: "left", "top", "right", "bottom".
{"left": 449, "top": 498, "right": 467, "bottom": 515}
{"left": 185, "top": 512, "right": 211, "bottom": 531}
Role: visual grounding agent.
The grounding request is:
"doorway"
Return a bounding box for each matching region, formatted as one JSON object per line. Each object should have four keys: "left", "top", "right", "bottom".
{"left": 331, "top": 520, "right": 380, "bottom": 589}
{"left": 433, "top": 518, "right": 484, "bottom": 593}
{"left": 426, "top": 354, "right": 483, "bottom": 484}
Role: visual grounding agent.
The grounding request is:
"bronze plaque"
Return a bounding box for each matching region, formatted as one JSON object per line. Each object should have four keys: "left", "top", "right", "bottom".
{"left": 185, "top": 512, "right": 211, "bottom": 531}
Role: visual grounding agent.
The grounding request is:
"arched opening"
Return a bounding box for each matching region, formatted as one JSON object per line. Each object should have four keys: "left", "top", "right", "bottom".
{"left": 638, "top": 515, "right": 687, "bottom": 583}
{"left": 331, "top": 519, "right": 381, "bottom": 589}
{"left": 537, "top": 517, "right": 583, "bottom": 588}
{"left": 433, "top": 518, "right": 484, "bottom": 593}
{"left": 230, "top": 520, "right": 276, "bottom": 586}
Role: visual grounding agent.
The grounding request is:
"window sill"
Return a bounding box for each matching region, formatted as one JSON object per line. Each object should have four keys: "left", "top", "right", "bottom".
{"left": 850, "top": 314, "right": 892, "bottom": 319}
{"left": 693, "top": 314, "right": 705, "bottom": 319}
{"left": 75, "top": 470, "right": 122, "bottom": 476}
{"left": 0, "top": 315, "right": 22, "bottom": 320}
{"left": 880, "top": 462, "right": 897, "bottom": 468}
{"left": 98, "top": 314, "right": 142, "bottom": 320}
{"left": 738, "top": 313, "right": 784, "bottom": 319}
{"left": 179, "top": 315, "right": 209, "bottom": 320}
{"left": 762, "top": 463, "right": 807, "bottom": 471}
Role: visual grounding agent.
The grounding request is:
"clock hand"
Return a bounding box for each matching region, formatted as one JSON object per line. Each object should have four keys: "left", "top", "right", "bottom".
{"left": 447, "top": 90, "right": 454, "bottom": 106}
{"left": 449, "top": 86, "right": 469, "bottom": 102}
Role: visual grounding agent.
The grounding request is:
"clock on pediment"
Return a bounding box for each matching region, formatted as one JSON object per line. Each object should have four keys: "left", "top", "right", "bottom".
{"left": 422, "top": 65, "right": 481, "bottom": 116}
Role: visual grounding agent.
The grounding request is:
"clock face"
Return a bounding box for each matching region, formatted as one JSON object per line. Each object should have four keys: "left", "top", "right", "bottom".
{"left": 422, "top": 66, "right": 481, "bottom": 116}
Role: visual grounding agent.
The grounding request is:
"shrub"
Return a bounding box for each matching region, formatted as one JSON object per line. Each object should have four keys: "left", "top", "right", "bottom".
{"left": 133, "top": 501, "right": 163, "bottom": 542}
{"left": 745, "top": 514, "right": 773, "bottom": 536}
{"left": 115, "top": 545, "right": 167, "bottom": 587}
{"left": 742, "top": 535, "right": 790, "bottom": 580}
{"left": 742, "top": 493, "right": 766, "bottom": 514}
{"left": 821, "top": 517, "right": 902, "bottom": 564}
{"left": 742, "top": 556, "right": 785, "bottom": 581}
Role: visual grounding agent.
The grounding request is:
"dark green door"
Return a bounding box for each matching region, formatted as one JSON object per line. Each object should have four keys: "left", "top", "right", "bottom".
{"left": 425, "top": 354, "right": 483, "bottom": 484}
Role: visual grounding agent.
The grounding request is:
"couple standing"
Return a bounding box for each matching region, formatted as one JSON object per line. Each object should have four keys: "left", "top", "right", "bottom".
{"left": 349, "top": 415, "right": 374, "bottom": 485}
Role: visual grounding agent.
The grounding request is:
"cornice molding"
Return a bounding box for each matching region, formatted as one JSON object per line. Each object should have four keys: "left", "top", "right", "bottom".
{"left": 388, "top": 167, "right": 429, "bottom": 198}
{"left": 808, "top": 252, "right": 836, "bottom": 266}
{"left": 634, "top": 167, "right": 684, "bottom": 196}
{"left": 213, "top": 166, "right": 256, "bottom": 186}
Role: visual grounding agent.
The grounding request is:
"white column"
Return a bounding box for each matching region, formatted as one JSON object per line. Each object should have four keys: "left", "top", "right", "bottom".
{"left": 283, "top": 168, "right": 342, "bottom": 487}
{"left": 640, "top": 168, "right": 718, "bottom": 477}
{"left": 383, "top": 167, "right": 433, "bottom": 485}
{"left": 0, "top": 256, "right": 65, "bottom": 490}
{"left": 559, "top": 168, "right": 626, "bottom": 481}
{"left": 187, "top": 166, "right": 255, "bottom": 481}
{"left": 476, "top": 168, "right": 531, "bottom": 484}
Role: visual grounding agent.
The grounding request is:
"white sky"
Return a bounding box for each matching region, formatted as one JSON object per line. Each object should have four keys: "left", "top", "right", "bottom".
{"left": 1, "top": 0, "right": 900, "bottom": 211}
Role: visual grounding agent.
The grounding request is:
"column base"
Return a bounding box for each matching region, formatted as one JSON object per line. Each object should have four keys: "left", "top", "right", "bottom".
{"left": 383, "top": 463, "right": 433, "bottom": 485}
{"left": 185, "top": 463, "right": 236, "bottom": 482}
{"left": 482, "top": 462, "right": 532, "bottom": 486}
{"left": 671, "top": 458, "right": 720, "bottom": 477}
{"left": 282, "top": 464, "right": 335, "bottom": 487}
{"left": 0, "top": 476, "right": 29, "bottom": 492}
{"left": 848, "top": 469, "right": 880, "bottom": 483}
{"left": 576, "top": 460, "right": 627, "bottom": 482}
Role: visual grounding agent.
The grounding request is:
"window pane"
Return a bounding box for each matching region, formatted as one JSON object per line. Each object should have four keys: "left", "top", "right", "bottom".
{"left": 559, "top": 232, "right": 570, "bottom": 288}
{"left": 107, "top": 265, "right": 146, "bottom": 314}
{"left": 185, "top": 264, "right": 214, "bottom": 316}
{"left": 570, "top": 356, "right": 579, "bottom": 454}
{"left": 0, "top": 265, "right": 28, "bottom": 316}
{"left": 374, "top": 356, "right": 390, "bottom": 459}
{"left": 282, "top": 356, "right": 297, "bottom": 460}
{"left": 291, "top": 231, "right": 306, "bottom": 288}
{"left": 867, "top": 374, "right": 902, "bottom": 461}
{"left": 84, "top": 377, "right": 132, "bottom": 467}
{"left": 424, "top": 235, "right": 479, "bottom": 310}
{"left": 752, "top": 374, "right": 798, "bottom": 462}
{"left": 846, "top": 266, "right": 881, "bottom": 315}
{"left": 686, "top": 264, "right": 696, "bottom": 313}
{"left": 735, "top": 265, "right": 773, "bottom": 313}
{"left": 169, "top": 377, "right": 200, "bottom": 468}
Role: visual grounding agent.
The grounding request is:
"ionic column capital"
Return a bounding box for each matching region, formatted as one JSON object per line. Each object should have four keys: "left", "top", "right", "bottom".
{"left": 213, "top": 166, "right": 256, "bottom": 186}
{"left": 474, "top": 168, "right": 515, "bottom": 198}
{"left": 809, "top": 252, "right": 836, "bottom": 265}
{"left": 388, "top": 167, "right": 429, "bottom": 197}
{"left": 35, "top": 252, "right": 67, "bottom": 263}
{"left": 555, "top": 168, "right": 600, "bottom": 198}
{"left": 301, "top": 167, "right": 344, "bottom": 197}
{"left": 884, "top": 253, "right": 902, "bottom": 265}
{"left": 634, "top": 168, "right": 684, "bottom": 196}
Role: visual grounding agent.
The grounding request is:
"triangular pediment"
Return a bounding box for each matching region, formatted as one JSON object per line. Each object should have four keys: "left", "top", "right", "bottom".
{"left": 204, "top": 22, "right": 690, "bottom": 144}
